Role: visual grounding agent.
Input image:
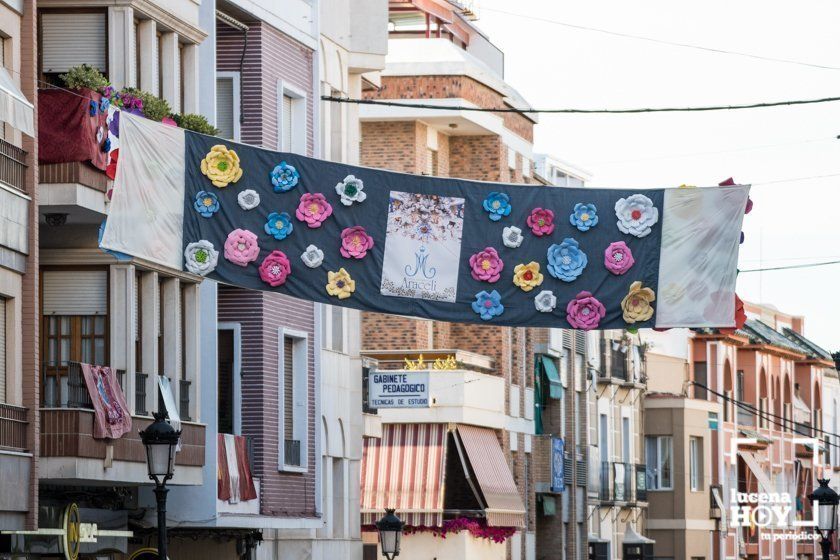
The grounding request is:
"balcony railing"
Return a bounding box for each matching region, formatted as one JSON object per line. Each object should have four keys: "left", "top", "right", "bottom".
{"left": 635, "top": 464, "right": 648, "bottom": 502}
{"left": 362, "top": 367, "right": 378, "bottom": 414}
{"left": 285, "top": 439, "right": 302, "bottom": 467}
{"left": 135, "top": 372, "right": 148, "bottom": 416}
{"left": 43, "top": 362, "right": 127, "bottom": 409}
{"left": 599, "top": 461, "right": 611, "bottom": 501}
{"left": 180, "top": 379, "right": 192, "bottom": 421}
{"left": 0, "top": 138, "right": 27, "bottom": 192}
{"left": 0, "top": 403, "right": 27, "bottom": 451}
{"left": 599, "top": 461, "right": 647, "bottom": 504}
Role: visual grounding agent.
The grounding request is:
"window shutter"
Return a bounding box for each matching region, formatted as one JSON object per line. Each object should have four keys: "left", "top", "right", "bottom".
{"left": 216, "top": 77, "right": 234, "bottom": 140}
{"left": 282, "top": 94, "right": 292, "bottom": 151}
{"left": 0, "top": 296, "right": 5, "bottom": 402}
{"left": 284, "top": 336, "right": 294, "bottom": 440}
{"left": 42, "top": 270, "right": 107, "bottom": 315}
{"left": 41, "top": 12, "right": 107, "bottom": 73}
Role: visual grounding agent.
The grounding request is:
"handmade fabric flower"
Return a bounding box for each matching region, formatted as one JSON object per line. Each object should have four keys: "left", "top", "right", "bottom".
{"left": 105, "top": 149, "right": 119, "bottom": 180}
{"left": 102, "top": 137, "right": 111, "bottom": 153}
{"left": 512, "top": 262, "right": 544, "bottom": 292}
{"left": 615, "top": 194, "right": 659, "bottom": 238}
{"left": 264, "top": 212, "right": 294, "bottom": 240}
{"left": 483, "top": 192, "right": 511, "bottom": 221}
{"left": 223, "top": 229, "right": 260, "bottom": 267}
{"left": 296, "top": 193, "right": 333, "bottom": 228}
{"left": 258, "top": 250, "right": 292, "bottom": 287}
{"left": 301, "top": 244, "right": 324, "bottom": 268}
{"left": 566, "top": 291, "right": 606, "bottom": 330}
{"left": 471, "top": 290, "right": 504, "bottom": 321}
{"left": 335, "top": 175, "right": 367, "bottom": 206}
{"left": 193, "top": 191, "right": 220, "bottom": 218}
{"left": 326, "top": 268, "right": 355, "bottom": 299}
{"left": 604, "top": 241, "right": 635, "bottom": 275}
{"left": 89, "top": 100, "right": 98, "bottom": 116}
{"left": 200, "top": 145, "right": 243, "bottom": 188}
{"left": 340, "top": 226, "right": 374, "bottom": 259}
{"left": 546, "top": 238, "right": 587, "bottom": 282}
{"left": 469, "top": 247, "right": 504, "bottom": 283}
{"left": 270, "top": 161, "right": 299, "bottom": 193}
{"left": 526, "top": 207, "right": 555, "bottom": 237}
{"left": 569, "top": 203, "right": 599, "bottom": 232}
{"left": 621, "top": 281, "right": 656, "bottom": 324}
{"left": 502, "top": 226, "right": 523, "bottom": 248}
{"left": 534, "top": 290, "right": 557, "bottom": 313}
{"left": 238, "top": 189, "right": 260, "bottom": 210}
{"left": 184, "top": 240, "right": 218, "bottom": 276}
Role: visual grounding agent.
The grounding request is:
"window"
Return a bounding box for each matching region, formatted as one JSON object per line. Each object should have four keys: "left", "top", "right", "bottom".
{"left": 321, "top": 304, "right": 346, "bottom": 353}
{"left": 277, "top": 81, "right": 307, "bottom": 154}
{"left": 645, "top": 436, "right": 673, "bottom": 490}
{"left": 281, "top": 94, "right": 292, "bottom": 150}
{"left": 40, "top": 11, "right": 107, "bottom": 78}
{"left": 622, "top": 416, "right": 631, "bottom": 462}
{"left": 599, "top": 413, "right": 609, "bottom": 463}
{"left": 507, "top": 147, "right": 516, "bottom": 170}
{"left": 522, "top": 156, "right": 531, "bottom": 177}
{"left": 424, "top": 148, "right": 438, "bottom": 176}
{"left": 279, "top": 329, "right": 308, "bottom": 471}
{"left": 690, "top": 437, "right": 703, "bottom": 490}
{"left": 216, "top": 72, "right": 240, "bottom": 141}
{"left": 575, "top": 352, "right": 585, "bottom": 391}
{"left": 0, "top": 296, "right": 6, "bottom": 403}
{"left": 694, "top": 362, "right": 707, "bottom": 400}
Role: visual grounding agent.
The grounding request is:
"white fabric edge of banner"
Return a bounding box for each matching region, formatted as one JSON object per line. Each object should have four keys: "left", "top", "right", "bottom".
{"left": 654, "top": 185, "right": 750, "bottom": 328}
{"left": 100, "top": 112, "right": 186, "bottom": 270}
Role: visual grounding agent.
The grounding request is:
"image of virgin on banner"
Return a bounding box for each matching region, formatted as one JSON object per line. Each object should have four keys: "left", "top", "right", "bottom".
{"left": 80, "top": 363, "right": 132, "bottom": 439}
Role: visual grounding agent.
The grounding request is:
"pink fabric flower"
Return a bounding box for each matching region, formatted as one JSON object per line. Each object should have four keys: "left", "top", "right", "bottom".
{"left": 604, "top": 241, "right": 635, "bottom": 275}
{"left": 340, "top": 226, "right": 374, "bottom": 259}
{"left": 224, "top": 228, "right": 260, "bottom": 267}
{"left": 469, "top": 247, "right": 504, "bottom": 283}
{"left": 526, "top": 207, "right": 555, "bottom": 237}
{"left": 258, "top": 250, "right": 291, "bottom": 287}
{"left": 295, "top": 193, "right": 333, "bottom": 228}
{"left": 566, "top": 291, "right": 606, "bottom": 330}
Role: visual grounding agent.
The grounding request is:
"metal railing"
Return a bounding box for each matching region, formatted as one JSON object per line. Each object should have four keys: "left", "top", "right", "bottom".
{"left": 179, "top": 379, "right": 191, "bottom": 421}
{"left": 135, "top": 372, "right": 148, "bottom": 416}
{"left": 43, "top": 362, "right": 126, "bottom": 409}
{"left": 635, "top": 464, "right": 648, "bottom": 501}
{"left": 0, "top": 138, "right": 27, "bottom": 192}
{"left": 284, "top": 439, "right": 302, "bottom": 467}
{"left": 0, "top": 403, "right": 27, "bottom": 450}
{"left": 599, "top": 461, "right": 611, "bottom": 501}
{"left": 599, "top": 461, "right": 648, "bottom": 503}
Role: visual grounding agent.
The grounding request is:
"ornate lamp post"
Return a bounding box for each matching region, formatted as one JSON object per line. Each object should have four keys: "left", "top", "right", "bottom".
{"left": 139, "top": 413, "right": 181, "bottom": 560}
{"left": 375, "top": 509, "right": 405, "bottom": 560}
{"left": 809, "top": 478, "right": 839, "bottom": 560}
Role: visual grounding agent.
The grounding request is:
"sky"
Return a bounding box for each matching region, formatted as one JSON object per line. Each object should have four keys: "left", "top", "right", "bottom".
{"left": 471, "top": 0, "right": 840, "bottom": 351}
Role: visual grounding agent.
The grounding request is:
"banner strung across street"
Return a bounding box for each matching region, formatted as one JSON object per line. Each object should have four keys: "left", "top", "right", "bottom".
{"left": 101, "top": 114, "right": 749, "bottom": 330}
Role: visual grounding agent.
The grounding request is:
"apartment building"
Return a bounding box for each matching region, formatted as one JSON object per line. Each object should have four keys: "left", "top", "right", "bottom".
{"left": 643, "top": 304, "right": 836, "bottom": 560}
{"left": 533, "top": 154, "right": 591, "bottom": 189}
{"left": 0, "top": 0, "right": 37, "bottom": 535}
{"left": 358, "top": 2, "right": 537, "bottom": 559}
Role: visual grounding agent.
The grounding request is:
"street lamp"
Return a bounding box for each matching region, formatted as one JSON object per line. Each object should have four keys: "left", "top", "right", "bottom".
{"left": 139, "top": 413, "right": 181, "bottom": 560}
{"left": 809, "top": 478, "right": 839, "bottom": 560}
{"left": 375, "top": 509, "right": 404, "bottom": 560}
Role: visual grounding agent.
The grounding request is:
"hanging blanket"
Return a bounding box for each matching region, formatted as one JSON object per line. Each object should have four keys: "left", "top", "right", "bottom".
{"left": 217, "top": 433, "right": 257, "bottom": 503}
{"left": 79, "top": 363, "right": 132, "bottom": 439}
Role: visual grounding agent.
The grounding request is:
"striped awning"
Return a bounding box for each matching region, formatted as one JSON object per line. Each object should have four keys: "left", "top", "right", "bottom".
{"left": 456, "top": 424, "right": 526, "bottom": 527}
{"left": 361, "top": 423, "right": 447, "bottom": 526}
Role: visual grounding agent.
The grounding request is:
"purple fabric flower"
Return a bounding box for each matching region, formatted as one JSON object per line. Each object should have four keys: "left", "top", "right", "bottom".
{"left": 566, "top": 291, "right": 606, "bottom": 330}
{"left": 258, "top": 250, "right": 292, "bottom": 287}
{"left": 340, "top": 226, "right": 374, "bottom": 259}
{"left": 295, "top": 193, "right": 333, "bottom": 228}
{"left": 526, "top": 207, "right": 555, "bottom": 237}
{"left": 603, "top": 241, "right": 635, "bottom": 275}
{"left": 109, "top": 110, "right": 120, "bottom": 137}
{"left": 469, "top": 247, "right": 504, "bottom": 283}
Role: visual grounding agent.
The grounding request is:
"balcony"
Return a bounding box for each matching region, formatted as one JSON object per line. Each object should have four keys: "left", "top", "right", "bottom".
{"left": 217, "top": 434, "right": 260, "bottom": 516}
{"left": 39, "top": 362, "right": 204, "bottom": 485}
{"left": 0, "top": 138, "right": 29, "bottom": 273}
{"left": 598, "top": 461, "right": 648, "bottom": 506}
{"left": 0, "top": 403, "right": 27, "bottom": 452}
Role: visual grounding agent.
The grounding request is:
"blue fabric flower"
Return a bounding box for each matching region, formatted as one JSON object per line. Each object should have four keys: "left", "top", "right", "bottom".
{"left": 89, "top": 100, "right": 98, "bottom": 116}
{"left": 471, "top": 290, "right": 505, "bottom": 321}
{"left": 102, "top": 138, "right": 111, "bottom": 153}
{"left": 569, "top": 203, "right": 599, "bottom": 232}
{"left": 193, "top": 191, "right": 220, "bottom": 218}
{"left": 482, "top": 192, "right": 511, "bottom": 221}
{"left": 547, "top": 238, "right": 588, "bottom": 282}
{"left": 270, "top": 161, "right": 300, "bottom": 193}
{"left": 265, "top": 211, "right": 294, "bottom": 240}
{"left": 100, "top": 98, "right": 110, "bottom": 112}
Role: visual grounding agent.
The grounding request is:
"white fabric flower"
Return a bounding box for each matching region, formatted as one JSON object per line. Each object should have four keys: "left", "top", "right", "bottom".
{"left": 502, "top": 226, "right": 524, "bottom": 248}
{"left": 301, "top": 244, "right": 324, "bottom": 268}
{"left": 237, "top": 189, "right": 260, "bottom": 210}
{"left": 184, "top": 240, "right": 219, "bottom": 276}
{"left": 335, "top": 175, "right": 367, "bottom": 206}
{"left": 615, "top": 194, "right": 659, "bottom": 238}
{"left": 534, "top": 290, "right": 557, "bottom": 313}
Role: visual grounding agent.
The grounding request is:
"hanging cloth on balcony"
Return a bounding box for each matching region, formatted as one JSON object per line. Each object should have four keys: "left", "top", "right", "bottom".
{"left": 79, "top": 363, "right": 132, "bottom": 439}
{"left": 158, "top": 375, "right": 182, "bottom": 452}
{"left": 0, "top": 68, "right": 33, "bottom": 137}
{"left": 217, "top": 433, "right": 258, "bottom": 503}
{"left": 101, "top": 112, "right": 749, "bottom": 330}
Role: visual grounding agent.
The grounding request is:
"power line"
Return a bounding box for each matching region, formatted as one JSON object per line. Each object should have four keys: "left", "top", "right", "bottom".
{"left": 322, "top": 94, "right": 840, "bottom": 114}
{"left": 739, "top": 260, "right": 840, "bottom": 273}
{"left": 478, "top": 7, "right": 840, "bottom": 72}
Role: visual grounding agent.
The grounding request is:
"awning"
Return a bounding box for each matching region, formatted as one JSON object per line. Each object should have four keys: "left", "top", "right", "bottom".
{"left": 739, "top": 428, "right": 772, "bottom": 444}
{"left": 456, "top": 424, "right": 526, "bottom": 527}
{"left": 738, "top": 450, "right": 773, "bottom": 493}
{"left": 0, "top": 68, "right": 33, "bottom": 137}
{"left": 540, "top": 355, "right": 563, "bottom": 399}
{"left": 360, "top": 423, "right": 447, "bottom": 526}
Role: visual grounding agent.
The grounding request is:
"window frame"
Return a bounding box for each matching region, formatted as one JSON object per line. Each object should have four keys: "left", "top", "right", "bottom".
{"left": 646, "top": 435, "right": 673, "bottom": 491}
{"left": 278, "top": 327, "right": 309, "bottom": 473}
{"left": 276, "top": 79, "right": 307, "bottom": 155}
{"left": 216, "top": 71, "right": 241, "bottom": 142}
{"left": 217, "top": 322, "right": 242, "bottom": 436}
{"left": 689, "top": 436, "right": 703, "bottom": 491}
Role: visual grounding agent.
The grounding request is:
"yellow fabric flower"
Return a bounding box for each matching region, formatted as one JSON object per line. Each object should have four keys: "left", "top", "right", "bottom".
{"left": 621, "top": 281, "right": 656, "bottom": 323}
{"left": 200, "top": 144, "right": 243, "bottom": 188}
{"left": 512, "top": 261, "right": 544, "bottom": 292}
{"left": 326, "top": 268, "right": 356, "bottom": 300}
{"left": 677, "top": 184, "right": 696, "bottom": 189}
